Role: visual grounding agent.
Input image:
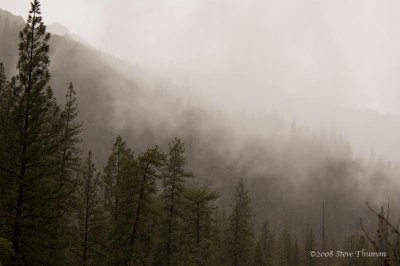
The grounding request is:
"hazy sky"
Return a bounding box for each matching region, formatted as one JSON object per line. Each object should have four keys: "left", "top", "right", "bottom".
{"left": 2, "top": 0, "right": 400, "bottom": 114}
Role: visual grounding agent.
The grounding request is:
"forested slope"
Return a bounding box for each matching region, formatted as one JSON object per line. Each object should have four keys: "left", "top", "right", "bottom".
{"left": 0, "top": 5, "right": 399, "bottom": 265}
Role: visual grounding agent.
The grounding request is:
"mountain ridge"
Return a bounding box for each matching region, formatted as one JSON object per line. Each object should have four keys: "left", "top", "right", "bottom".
{"left": 0, "top": 7, "right": 398, "bottom": 241}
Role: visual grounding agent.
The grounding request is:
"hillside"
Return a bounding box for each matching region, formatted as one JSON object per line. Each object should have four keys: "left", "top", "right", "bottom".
{"left": 0, "top": 7, "right": 398, "bottom": 246}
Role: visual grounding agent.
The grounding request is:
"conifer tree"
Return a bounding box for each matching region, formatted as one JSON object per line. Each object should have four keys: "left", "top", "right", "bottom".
{"left": 102, "top": 136, "right": 135, "bottom": 265}
{"left": 58, "top": 83, "right": 82, "bottom": 184}
{"left": 224, "top": 178, "right": 254, "bottom": 266}
{"left": 56, "top": 83, "right": 83, "bottom": 263}
{"left": 0, "top": 63, "right": 5, "bottom": 93}
{"left": 103, "top": 136, "right": 132, "bottom": 221}
{"left": 158, "top": 138, "right": 193, "bottom": 266}
{"left": 212, "top": 203, "right": 228, "bottom": 265}
{"left": 74, "top": 152, "right": 103, "bottom": 266}
{"left": 125, "top": 146, "right": 164, "bottom": 265}
{"left": 259, "top": 220, "right": 275, "bottom": 266}
{"left": 0, "top": 1, "right": 76, "bottom": 264}
{"left": 0, "top": 62, "right": 10, "bottom": 204}
{"left": 178, "top": 186, "right": 218, "bottom": 265}
{"left": 281, "top": 224, "right": 292, "bottom": 266}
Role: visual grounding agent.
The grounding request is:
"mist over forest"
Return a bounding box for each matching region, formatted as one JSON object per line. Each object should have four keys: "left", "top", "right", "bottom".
{"left": 0, "top": 1, "right": 399, "bottom": 265}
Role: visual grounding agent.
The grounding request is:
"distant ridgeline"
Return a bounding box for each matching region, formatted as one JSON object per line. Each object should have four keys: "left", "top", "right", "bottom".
{"left": 0, "top": 1, "right": 399, "bottom": 265}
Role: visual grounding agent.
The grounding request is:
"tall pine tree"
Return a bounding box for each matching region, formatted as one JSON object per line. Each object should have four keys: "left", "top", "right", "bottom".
{"left": 0, "top": 1, "right": 80, "bottom": 264}
{"left": 74, "top": 152, "right": 103, "bottom": 266}
{"left": 125, "top": 146, "right": 164, "bottom": 265}
{"left": 158, "top": 138, "right": 192, "bottom": 266}
{"left": 102, "top": 136, "right": 135, "bottom": 265}
{"left": 254, "top": 220, "right": 275, "bottom": 266}
{"left": 224, "top": 178, "right": 254, "bottom": 266}
{"left": 179, "top": 186, "right": 218, "bottom": 265}
{"left": 0, "top": 63, "right": 5, "bottom": 94}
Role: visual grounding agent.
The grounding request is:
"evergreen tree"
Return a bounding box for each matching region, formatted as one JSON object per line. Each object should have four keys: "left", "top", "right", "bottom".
{"left": 213, "top": 203, "right": 228, "bottom": 265}
{"left": 101, "top": 136, "right": 135, "bottom": 265}
{"left": 0, "top": 1, "right": 77, "bottom": 264}
{"left": 125, "top": 146, "right": 164, "bottom": 265}
{"left": 158, "top": 138, "right": 193, "bottom": 266}
{"left": 103, "top": 136, "right": 133, "bottom": 220}
{"left": 0, "top": 63, "right": 5, "bottom": 94}
{"left": 178, "top": 185, "right": 218, "bottom": 265}
{"left": 74, "top": 152, "right": 103, "bottom": 266}
{"left": 224, "top": 178, "right": 254, "bottom": 266}
{"left": 56, "top": 82, "right": 83, "bottom": 263}
{"left": 275, "top": 223, "right": 292, "bottom": 266}
{"left": 259, "top": 220, "right": 275, "bottom": 266}
{"left": 57, "top": 83, "right": 82, "bottom": 184}
{"left": 0, "top": 62, "right": 10, "bottom": 208}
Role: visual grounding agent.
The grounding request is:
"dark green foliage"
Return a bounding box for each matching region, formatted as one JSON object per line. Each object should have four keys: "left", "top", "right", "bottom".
{"left": 101, "top": 136, "right": 135, "bottom": 265}
{"left": 125, "top": 146, "right": 165, "bottom": 265}
{"left": 102, "top": 136, "right": 132, "bottom": 222}
{"left": 0, "top": 63, "right": 5, "bottom": 93}
{"left": 0, "top": 1, "right": 81, "bottom": 264}
{"left": 2, "top": 1, "right": 398, "bottom": 266}
{"left": 74, "top": 152, "right": 103, "bottom": 266}
{"left": 261, "top": 221, "right": 275, "bottom": 265}
{"left": 178, "top": 186, "right": 218, "bottom": 265}
{"left": 276, "top": 223, "right": 292, "bottom": 266}
{"left": 58, "top": 82, "right": 82, "bottom": 183}
{"left": 0, "top": 0, "right": 61, "bottom": 264}
{"left": 57, "top": 82, "right": 83, "bottom": 263}
{"left": 157, "top": 138, "right": 193, "bottom": 266}
{"left": 255, "top": 220, "right": 275, "bottom": 266}
{"left": 224, "top": 179, "right": 254, "bottom": 266}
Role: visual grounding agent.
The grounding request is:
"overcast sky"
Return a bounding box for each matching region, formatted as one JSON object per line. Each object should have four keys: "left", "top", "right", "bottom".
{"left": 2, "top": 0, "right": 400, "bottom": 114}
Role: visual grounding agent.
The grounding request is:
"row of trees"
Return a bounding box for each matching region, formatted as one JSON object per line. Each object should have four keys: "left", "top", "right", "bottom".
{"left": 0, "top": 2, "right": 256, "bottom": 265}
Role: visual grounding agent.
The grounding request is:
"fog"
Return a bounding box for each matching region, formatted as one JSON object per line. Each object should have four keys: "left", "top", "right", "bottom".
{"left": 2, "top": 0, "right": 400, "bottom": 161}
{"left": 3, "top": 0, "right": 400, "bottom": 252}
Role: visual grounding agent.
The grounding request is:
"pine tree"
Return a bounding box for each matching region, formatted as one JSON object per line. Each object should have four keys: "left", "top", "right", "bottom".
{"left": 101, "top": 136, "right": 135, "bottom": 265}
{"left": 74, "top": 152, "right": 103, "bottom": 266}
{"left": 179, "top": 186, "right": 218, "bottom": 265}
{"left": 0, "top": 62, "right": 10, "bottom": 206}
{"left": 103, "top": 136, "right": 132, "bottom": 221}
{"left": 125, "top": 146, "right": 164, "bottom": 265}
{"left": 259, "top": 220, "right": 275, "bottom": 266}
{"left": 281, "top": 224, "right": 292, "bottom": 266}
{"left": 224, "top": 178, "right": 254, "bottom": 266}
{"left": 0, "top": 1, "right": 75, "bottom": 264}
{"left": 0, "top": 63, "right": 5, "bottom": 94}
{"left": 213, "top": 203, "right": 228, "bottom": 265}
{"left": 158, "top": 138, "right": 193, "bottom": 266}
{"left": 58, "top": 83, "right": 82, "bottom": 184}
{"left": 56, "top": 82, "right": 83, "bottom": 263}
